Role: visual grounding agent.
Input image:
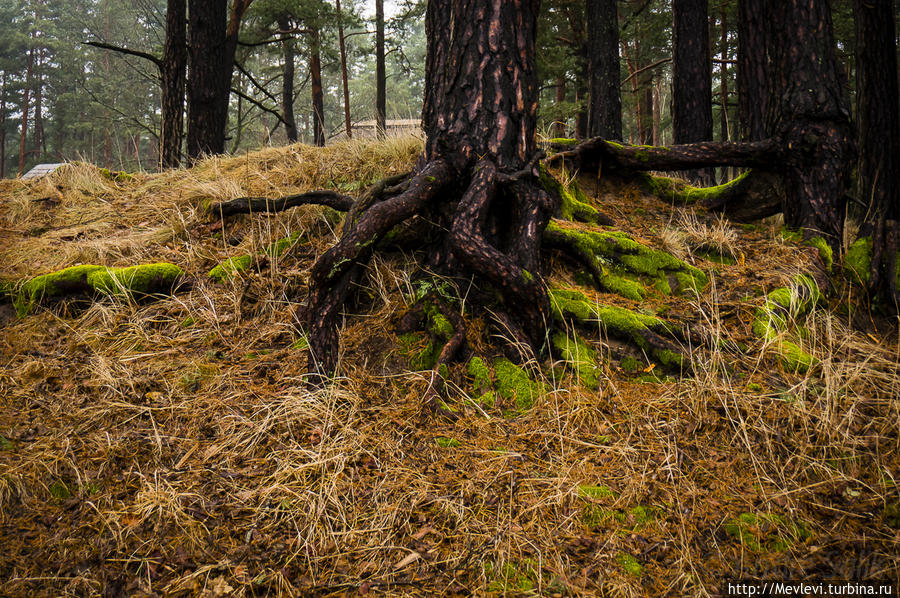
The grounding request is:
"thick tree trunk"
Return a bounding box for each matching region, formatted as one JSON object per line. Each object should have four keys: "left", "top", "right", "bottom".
{"left": 375, "top": 0, "right": 386, "bottom": 139}
{"left": 186, "top": 0, "right": 228, "bottom": 158}
{"left": 765, "top": 0, "right": 852, "bottom": 253}
{"left": 737, "top": 0, "right": 767, "bottom": 142}
{"left": 336, "top": 0, "right": 352, "bottom": 138}
{"left": 306, "top": 0, "right": 550, "bottom": 376}
{"left": 277, "top": 14, "right": 298, "bottom": 143}
{"left": 586, "top": 0, "right": 622, "bottom": 140}
{"left": 160, "top": 0, "right": 186, "bottom": 168}
{"left": 672, "top": 0, "right": 715, "bottom": 185}
{"left": 854, "top": 0, "right": 900, "bottom": 306}
{"left": 310, "top": 27, "right": 325, "bottom": 147}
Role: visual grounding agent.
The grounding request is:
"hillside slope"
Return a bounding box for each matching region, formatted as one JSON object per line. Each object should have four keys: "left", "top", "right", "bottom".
{"left": 1, "top": 138, "right": 898, "bottom": 597}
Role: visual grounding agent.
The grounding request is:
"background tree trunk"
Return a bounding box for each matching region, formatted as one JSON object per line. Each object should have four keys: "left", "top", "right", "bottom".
{"left": 587, "top": 0, "right": 622, "bottom": 139}
{"left": 186, "top": 0, "right": 228, "bottom": 158}
{"left": 765, "top": 0, "right": 852, "bottom": 252}
{"left": 854, "top": 0, "right": 899, "bottom": 305}
{"left": 1, "top": 71, "right": 6, "bottom": 179}
{"left": 310, "top": 26, "right": 325, "bottom": 146}
{"left": 672, "top": 0, "right": 715, "bottom": 184}
{"left": 160, "top": 0, "right": 186, "bottom": 168}
{"left": 18, "top": 46, "right": 33, "bottom": 176}
{"left": 737, "top": 0, "right": 767, "bottom": 142}
{"left": 375, "top": 0, "right": 386, "bottom": 139}
{"left": 336, "top": 0, "right": 352, "bottom": 139}
{"left": 277, "top": 14, "right": 298, "bottom": 143}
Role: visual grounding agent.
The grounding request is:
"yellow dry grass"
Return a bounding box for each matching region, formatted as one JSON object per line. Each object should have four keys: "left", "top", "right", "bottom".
{"left": 0, "top": 137, "right": 898, "bottom": 597}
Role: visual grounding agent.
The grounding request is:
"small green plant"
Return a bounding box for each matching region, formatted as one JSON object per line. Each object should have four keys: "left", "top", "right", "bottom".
{"left": 435, "top": 437, "right": 461, "bottom": 448}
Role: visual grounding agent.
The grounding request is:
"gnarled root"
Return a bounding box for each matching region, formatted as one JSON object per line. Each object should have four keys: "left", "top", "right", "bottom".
{"left": 209, "top": 190, "right": 354, "bottom": 217}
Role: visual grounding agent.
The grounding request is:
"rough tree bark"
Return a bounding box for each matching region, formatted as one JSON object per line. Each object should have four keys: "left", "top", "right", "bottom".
{"left": 277, "top": 14, "right": 299, "bottom": 143}
{"left": 587, "top": 0, "right": 622, "bottom": 139}
{"left": 375, "top": 0, "right": 386, "bottom": 139}
{"left": 302, "top": 0, "right": 552, "bottom": 377}
{"left": 672, "top": 0, "right": 715, "bottom": 185}
{"left": 765, "top": 0, "right": 852, "bottom": 253}
{"left": 160, "top": 0, "right": 186, "bottom": 168}
{"left": 737, "top": 0, "right": 766, "bottom": 141}
{"left": 854, "top": 0, "right": 899, "bottom": 307}
{"left": 17, "top": 45, "right": 33, "bottom": 176}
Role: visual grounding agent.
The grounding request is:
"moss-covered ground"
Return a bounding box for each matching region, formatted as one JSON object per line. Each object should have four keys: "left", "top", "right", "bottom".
{"left": 0, "top": 138, "right": 897, "bottom": 597}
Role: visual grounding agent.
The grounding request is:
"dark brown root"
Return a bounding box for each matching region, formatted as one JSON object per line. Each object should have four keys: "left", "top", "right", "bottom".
{"left": 342, "top": 172, "right": 410, "bottom": 236}
{"left": 209, "top": 190, "right": 354, "bottom": 218}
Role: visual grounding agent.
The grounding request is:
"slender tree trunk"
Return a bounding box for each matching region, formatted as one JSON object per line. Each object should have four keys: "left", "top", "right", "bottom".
{"left": 375, "top": 0, "right": 386, "bottom": 138}
{"left": 310, "top": 27, "right": 325, "bottom": 146}
{"left": 638, "top": 72, "right": 653, "bottom": 144}
{"left": 34, "top": 48, "right": 44, "bottom": 159}
{"left": 1, "top": 71, "right": 6, "bottom": 179}
{"left": 277, "top": 14, "right": 298, "bottom": 143}
{"left": 854, "top": 0, "right": 900, "bottom": 305}
{"left": 672, "top": 0, "right": 715, "bottom": 184}
{"left": 719, "top": 4, "right": 728, "bottom": 143}
{"left": 160, "top": 0, "right": 186, "bottom": 168}
{"left": 765, "top": 0, "right": 853, "bottom": 252}
{"left": 18, "top": 46, "right": 34, "bottom": 176}
{"left": 586, "top": 0, "right": 622, "bottom": 139}
{"left": 554, "top": 76, "right": 566, "bottom": 137}
{"left": 737, "top": 0, "right": 766, "bottom": 141}
{"left": 336, "top": 0, "right": 352, "bottom": 138}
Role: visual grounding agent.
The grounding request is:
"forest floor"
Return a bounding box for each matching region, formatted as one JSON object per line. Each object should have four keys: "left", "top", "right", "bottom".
{"left": 0, "top": 136, "right": 898, "bottom": 597}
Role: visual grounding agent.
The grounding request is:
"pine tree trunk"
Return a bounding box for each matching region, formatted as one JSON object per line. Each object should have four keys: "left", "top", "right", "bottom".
{"left": 854, "top": 0, "right": 900, "bottom": 305}
{"left": 765, "top": 0, "right": 852, "bottom": 252}
{"left": 17, "top": 46, "right": 33, "bottom": 177}
{"left": 375, "top": 0, "right": 386, "bottom": 139}
{"left": 278, "top": 14, "right": 298, "bottom": 143}
{"left": 554, "top": 77, "right": 566, "bottom": 137}
{"left": 737, "top": 0, "right": 766, "bottom": 142}
{"left": 336, "top": 0, "right": 352, "bottom": 138}
{"left": 186, "top": 0, "right": 228, "bottom": 158}
{"left": 586, "top": 0, "right": 622, "bottom": 139}
{"left": 310, "top": 27, "right": 325, "bottom": 146}
{"left": 672, "top": 0, "right": 715, "bottom": 184}
{"left": 160, "top": 0, "right": 186, "bottom": 168}
{"left": 1, "top": 71, "right": 6, "bottom": 179}
{"left": 33, "top": 49, "right": 44, "bottom": 159}
{"left": 719, "top": 4, "right": 728, "bottom": 143}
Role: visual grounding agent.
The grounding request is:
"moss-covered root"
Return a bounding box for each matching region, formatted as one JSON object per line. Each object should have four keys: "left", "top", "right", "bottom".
{"left": 538, "top": 164, "right": 609, "bottom": 225}
{"left": 208, "top": 231, "right": 304, "bottom": 282}
{"left": 551, "top": 330, "right": 602, "bottom": 389}
{"left": 751, "top": 275, "right": 822, "bottom": 373}
{"left": 544, "top": 220, "right": 708, "bottom": 300}
{"left": 466, "top": 356, "right": 549, "bottom": 412}
{"left": 14, "top": 263, "right": 184, "bottom": 316}
{"left": 549, "top": 288, "right": 686, "bottom": 370}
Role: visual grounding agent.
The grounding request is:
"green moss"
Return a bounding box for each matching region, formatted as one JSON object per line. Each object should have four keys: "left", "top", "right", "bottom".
{"left": 552, "top": 330, "right": 600, "bottom": 389}
{"left": 435, "top": 436, "right": 461, "bottom": 448}
{"left": 15, "top": 263, "right": 183, "bottom": 315}
{"left": 209, "top": 254, "right": 253, "bottom": 282}
{"left": 845, "top": 237, "right": 872, "bottom": 285}
{"left": 0, "top": 435, "right": 14, "bottom": 451}
{"left": 538, "top": 164, "right": 601, "bottom": 224}
{"left": 548, "top": 137, "right": 579, "bottom": 146}
{"left": 617, "top": 553, "right": 643, "bottom": 577}
{"left": 639, "top": 171, "right": 749, "bottom": 204}
{"left": 49, "top": 479, "right": 73, "bottom": 500}
{"left": 577, "top": 485, "right": 615, "bottom": 500}
{"left": 724, "top": 512, "right": 812, "bottom": 553}
{"left": 545, "top": 221, "right": 708, "bottom": 297}
{"left": 806, "top": 236, "right": 833, "bottom": 272}
{"left": 467, "top": 356, "right": 492, "bottom": 391}
{"left": 180, "top": 316, "right": 196, "bottom": 328}
{"left": 746, "top": 382, "right": 763, "bottom": 392}
{"left": 777, "top": 340, "right": 816, "bottom": 373}
{"left": 752, "top": 277, "right": 822, "bottom": 371}
{"left": 98, "top": 167, "right": 134, "bottom": 182}
{"left": 620, "top": 356, "right": 643, "bottom": 373}
{"left": 398, "top": 331, "right": 441, "bottom": 371}
{"left": 265, "top": 231, "right": 303, "bottom": 257}
{"left": 428, "top": 313, "right": 454, "bottom": 338}
{"left": 493, "top": 357, "right": 547, "bottom": 411}
{"left": 521, "top": 268, "right": 533, "bottom": 283}
{"left": 484, "top": 560, "right": 538, "bottom": 593}
{"left": 87, "top": 263, "right": 184, "bottom": 296}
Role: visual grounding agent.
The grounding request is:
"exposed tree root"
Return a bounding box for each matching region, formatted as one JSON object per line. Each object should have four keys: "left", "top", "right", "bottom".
{"left": 210, "top": 189, "right": 355, "bottom": 217}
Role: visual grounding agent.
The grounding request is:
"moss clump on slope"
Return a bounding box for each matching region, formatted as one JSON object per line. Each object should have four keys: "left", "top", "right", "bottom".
{"left": 208, "top": 231, "right": 304, "bottom": 282}
{"left": 638, "top": 171, "right": 749, "bottom": 204}
{"left": 466, "top": 356, "right": 548, "bottom": 412}
{"left": 751, "top": 275, "right": 821, "bottom": 373}
{"left": 544, "top": 220, "right": 708, "bottom": 299}
{"left": 549, "top": 288, "right": 684, "bottom": 369}
{"left": 14, "top": 263, "right": 184, "bottom": 316}
{"left": 551, "top": 330, "right": 601, "bottom": 389}
{"left": 844, "top": 236, "right": 900, "bottom": 290}
{"left": 538, "top": 164, "right": 602, "bottom": 224}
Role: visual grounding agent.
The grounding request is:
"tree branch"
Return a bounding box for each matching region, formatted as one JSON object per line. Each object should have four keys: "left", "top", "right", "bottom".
{"left": 229, "top": 87, "right": 289, "bottom": 127}
{"left": 82, "top": 41, "right": 162, "bottom": 69}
